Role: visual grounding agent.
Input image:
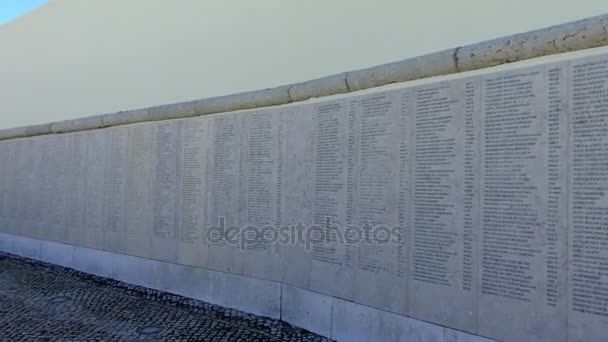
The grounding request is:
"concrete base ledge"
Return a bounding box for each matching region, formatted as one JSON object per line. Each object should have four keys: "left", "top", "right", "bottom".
{"left": 0, "top": 232, "right": 497, "bottom": 342}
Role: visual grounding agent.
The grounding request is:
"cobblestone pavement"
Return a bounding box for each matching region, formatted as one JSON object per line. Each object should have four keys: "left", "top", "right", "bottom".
{"left": 0, "top": 252, "right": 330, "bottom": 341}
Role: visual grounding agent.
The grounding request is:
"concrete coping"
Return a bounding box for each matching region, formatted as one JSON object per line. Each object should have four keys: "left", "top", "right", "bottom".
{"left": 1, "top": 13, "right": 607, "bottom": 141}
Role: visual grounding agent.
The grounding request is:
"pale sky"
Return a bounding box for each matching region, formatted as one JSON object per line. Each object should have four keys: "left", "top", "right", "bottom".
{"left": 0, "top": 0, "right": 607, "bottom": 129}
{"left": 0, "top": 0, "right": 47, "bottom": 24}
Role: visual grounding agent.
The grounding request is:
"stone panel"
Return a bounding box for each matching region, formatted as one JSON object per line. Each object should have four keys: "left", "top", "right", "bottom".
{"left": 0, "top": 141, "right": 8, "bottom": 233}
{"left": 240, "top": 109, "right": 283, "bottom": 282}
{"left": 177, "top": 117, "right": 209, "bottom": 268}
{"left": 150, "top": 121, "right": 181, "bottom": 263}
{"left": 102, "top": 127, "right": 128, "bottom": 253}
{"left": 408, "top": 80, "right": 479, "bottom": 332}
{"left": 568, "top": 55, "right": 608, "bottom": 342}
{"left": 65, "top": 132, "right": 87, "bottom": 245}
{"left": 351, "top": 91, "right": 408, "bottom": 315}
{"left": 308, "top": 99, "right": 355, "bottom": 301}
{"left": 124, "top": 123, "right": 154, "bottom": 259}
{"left": 82, "top": 130, "right": 107, "bottom": 250}
{"left": 205, "top": 113, "right": 246, "bottom": 275}
{"left": 477, "top": 64, "right": 568, "bottom": 342}
{"left": 280, "top": 104, "right": 315, "bottom": 288}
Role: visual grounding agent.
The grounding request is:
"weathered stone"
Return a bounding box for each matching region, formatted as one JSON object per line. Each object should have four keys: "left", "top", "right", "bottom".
{"left": 289, "top": 73, "right": 349, "bottom": 102}
{"left": 25, "top": 123, "right": 52, "bottom": 136}
{"left": 102, "top": 108, "right": 149, "bottom": 127}
{"left": 346, "top": 49, "right": 456, "bottom": 91}
{"left": 0, "top": 127, "right": 27, "bottom": 140}
{"left": 146, "top": 100, "right": 197, "bottom": 121}
{"left": 457, "top": 14, "right": 608, "bottom": 71}
{"left": 195, "top": 85, "right": 290, "bottom": 115}
{"left": 50, "top": 115, "right": 105, "bottom": 134}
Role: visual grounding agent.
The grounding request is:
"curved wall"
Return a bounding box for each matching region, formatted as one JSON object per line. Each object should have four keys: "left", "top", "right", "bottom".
{"left": 2, "top": 45, "right": 608, "bottom": 341}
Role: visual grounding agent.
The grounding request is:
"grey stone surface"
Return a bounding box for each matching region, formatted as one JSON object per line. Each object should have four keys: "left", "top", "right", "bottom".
{"left": 457, "top": 14, "right": 608, "bottom": 72}
{"left": 146, "top": 100, "right": 197, "bottom": 121}
{"left": 408, "top": 79, "right": 478, "bottom": 332}
{"left": 39, "top": 240, "right": 74, "bottom": 269}
{"left": 289, "top": 73, "right": 349, "bottom": 102}
{"left": 73, "top": 245, "right": 115, "bottom": 278}
{"left": 25, "top": 123, "right": 52, "bottom": 136}
{"left": 346, "top": 49, "right": 457, "bottom": 91}
{"left": 280, "top": 104, "right": 314, "bottom": 289}
{"left": 567, "top": 54, "right": 608, "bottom": 342}
{"left": 50, "top": 115, "right": 105, "bottom": 133}
{"left": 195, "top": 85, "right": 291, "bottom": 115}
{"left": 445, "top": 329, "right": 499, "bottom": 342}
{"left": 477, "top": 64, "right": 568, "bottom": 342}
{"left": 281, "top": 285, "right": 333, "bottom": 338}
{"left": 102, "top": 108, "right": 149, "bottom": 127}
{"left": 331, "top": 298, "right": 444, "bottom": 342}
{"left": 0, "top": 127, "right": 27, "bottom": 140}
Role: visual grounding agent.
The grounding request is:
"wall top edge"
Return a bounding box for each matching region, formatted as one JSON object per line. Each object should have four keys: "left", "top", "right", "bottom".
{"left": 1, "top": 13, "right": 607, "bottom": 141}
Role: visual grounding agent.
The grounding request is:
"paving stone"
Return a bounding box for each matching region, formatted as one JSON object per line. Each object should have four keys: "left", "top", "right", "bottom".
{"left": 0, "top": 252, "right": 330, "bottom": 342}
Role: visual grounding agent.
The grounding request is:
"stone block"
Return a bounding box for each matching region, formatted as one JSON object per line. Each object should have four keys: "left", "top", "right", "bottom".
{"left": 39, "top": 240, "right": 74, "bottom": 269}
{"left": 102, "top": 108, "right": 149, "bottom": 127}
{"left": 73, "top": 246, "right": 115, "bottom": 278}
{"left": 0, "top": 127, "right": 28, "bottom": 140}
{"left": 25, "top": 123, "right": 52, "bottom": 136}
{"left": 281, "top": 285, "right": 332, "bottom": 337}
{"left": 208, "top": 271, "right": 281, "bottom": 319}
{"left": 346, "top": 49, "right": 456, "bottom": 91}
{"left": 331, "top": 298, "right": 444, "bottom": 342}
{"left": 112, "top": 253, "right": 161, "bottom": 291}
{"left": 457, "top": 14, "right": 608, "bottom": 71}
{"left": 195, "top": 85, "right": 290, "bottom": 115}
{"left": 156, "top": 262, "right": 212, "bottom": 301}
{"left": 289, "top": 73, "right": 349, "bottom": 102}
{"left": 50, "top": 115, "right": 105, "bottom": 133}
{"left": 445, "top": 329, "right": 499, "bottom": 342}
{"left": 10, "top": 234, "right": 41, "bottom": 260}
{"left": 146, "top": 100, "right": 197, "bottom": 121}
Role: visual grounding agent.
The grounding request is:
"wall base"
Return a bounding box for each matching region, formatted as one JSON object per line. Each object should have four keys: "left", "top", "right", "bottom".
{"left": 0, "top": 233, "right": 497, "bottom": 342}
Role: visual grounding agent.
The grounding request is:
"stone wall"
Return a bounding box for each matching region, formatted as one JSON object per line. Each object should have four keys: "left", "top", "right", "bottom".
{"left": 2, "top": 15, "right": 608, "bottom": 342}
{"left": 1, "top": 47, "right": 608, "bottom": 342}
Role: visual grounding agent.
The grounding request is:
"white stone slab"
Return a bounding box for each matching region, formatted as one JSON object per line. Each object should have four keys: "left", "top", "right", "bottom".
{"left": 445, "top": 329, "right": 499, "bottom": 342}
{"left": 73, "top": 245, "right": 115, "bottom": 278}
{"left": 308, "top": 99, "right": 356, "bottom": 301}
{"left": 82, "top": 130, "right": 107, "bottom": 250}
{"left": 567, "top": 54, "right": 608, "bottom": 342}
{"left": 240, "top": 109, "right": 283, "bottom": 282}
{"left": 408, "top": 79, "right": 478, "bottom": 332}
{"left": 477, "top": 64, "right": 568, "bottom": 342}
{"left": 39, "top": 240, "right": 75, "bottom": 269}
{"left": 102, "top": 126, "right": 128, "bottom": 253}
{"left": 177, "top": 117, "right": 209, "bottom": 268}
{"left": 351, "top": 91, "right": 408, "bottom": 316}
{"left": 123, "top": 123, "right": 154, "bottom": 259}
{"left": 280, "top": 104, "right": 314, "bottom": 288}
{"left": 281, "top": 284, "right": 332, "bottom": 337}
{"left": 205, "top": 113, "right": 246, "bottom": 275}
{"left": 331, "top": 298, "right": 444, "bottom": 342}
{"left": 150, "top": 121, "right": 181, "bottom": 263}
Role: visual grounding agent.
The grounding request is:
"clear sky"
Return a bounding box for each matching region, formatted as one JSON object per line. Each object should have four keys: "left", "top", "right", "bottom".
{"left": 0, "top": 0, "right": 47, "bottom": 24}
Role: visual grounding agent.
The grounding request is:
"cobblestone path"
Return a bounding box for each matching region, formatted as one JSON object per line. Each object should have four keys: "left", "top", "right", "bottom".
{"left": 0, "top": 252, "right": 330, "bottom": 341}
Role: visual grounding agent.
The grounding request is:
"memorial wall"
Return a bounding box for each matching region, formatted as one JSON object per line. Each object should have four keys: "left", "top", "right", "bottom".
{"left": 1, "top": 51, "right": 608, "bottom": 342}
